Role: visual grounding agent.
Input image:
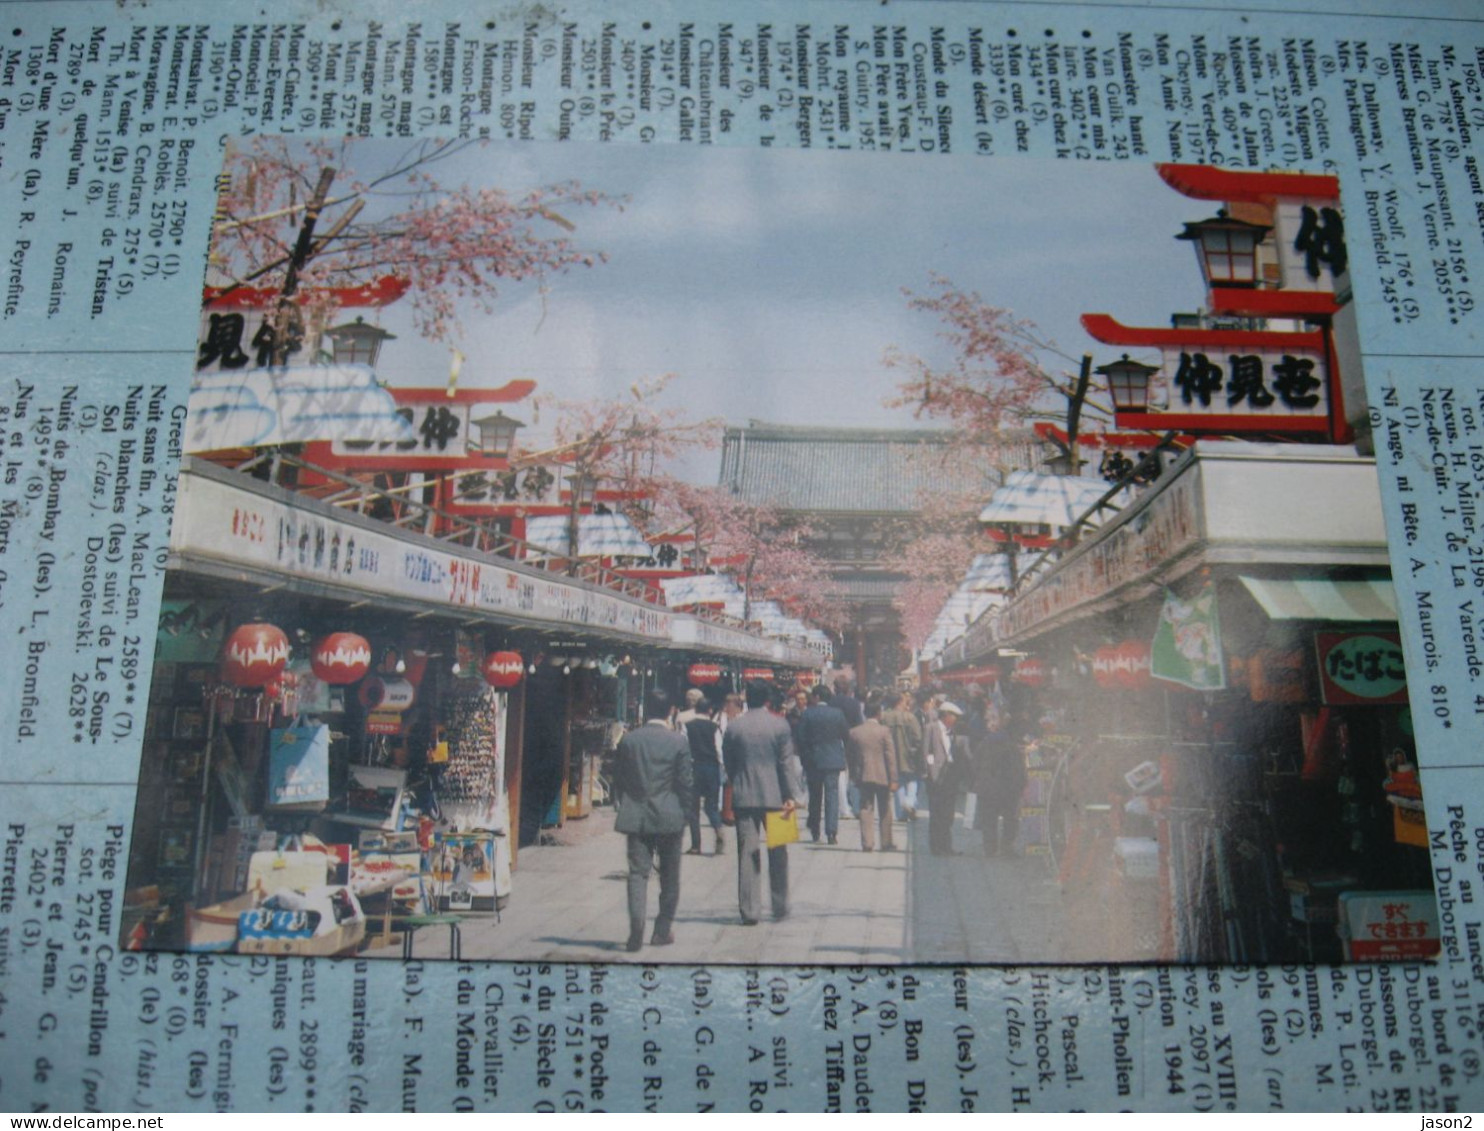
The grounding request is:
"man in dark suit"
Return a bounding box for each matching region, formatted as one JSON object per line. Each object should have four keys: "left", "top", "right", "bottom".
{"left": 614, "top": 688, "right": 693, "bottom": 951}
{"left": 923, "top": 700, "right": 968, "bottom": 856}
{"left": 797, "top": 685, "right": 851, "bottom": 844}
{"left": 722, "top": 681, "right": 805, "bottom": 925}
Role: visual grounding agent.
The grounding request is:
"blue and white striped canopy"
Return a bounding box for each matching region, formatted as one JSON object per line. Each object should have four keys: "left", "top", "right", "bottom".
{"left": 524, "top": 513, "right": 654, "bottom": 559}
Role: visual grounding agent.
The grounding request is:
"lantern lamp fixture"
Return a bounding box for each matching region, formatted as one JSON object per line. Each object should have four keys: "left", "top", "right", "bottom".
{"left": 1095, "top": 354, "right": 1161, "bottom": 415}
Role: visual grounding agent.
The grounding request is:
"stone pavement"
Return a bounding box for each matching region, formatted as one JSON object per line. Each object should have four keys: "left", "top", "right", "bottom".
{"left": 368, "top": 802, "right": 1103, "bottom": 966}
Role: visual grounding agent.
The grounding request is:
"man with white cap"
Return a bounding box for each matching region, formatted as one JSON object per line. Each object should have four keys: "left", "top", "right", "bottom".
{"left": 923, "top": 700, "right": 969, "bottom": 856}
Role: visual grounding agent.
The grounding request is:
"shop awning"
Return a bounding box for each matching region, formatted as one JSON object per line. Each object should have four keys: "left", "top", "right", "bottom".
{"left": 1238, "top": 576, "right": 1398, "bottom": 622}
{"left": 524, "top": 513, "right": 654, "bottom": 559}
{"left": 977, "top": 471, "right": 1124, "bottom": 529}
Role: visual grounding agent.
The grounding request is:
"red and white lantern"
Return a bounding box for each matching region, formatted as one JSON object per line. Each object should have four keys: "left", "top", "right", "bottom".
{"left": 481, "top": 651, "right": 525, "bottom": 689}
{"left": 688, "top": 663, "right": 723, "bottom": 686}
{"left": 221, "top": 623, "right": 291, "bottom": 688}
{"left": 310, "top": 632, "right": 372, "bottom": 685}
{"left": 742, "top": 667, "right": 774, "bottom": 682}
{"left": 1012, "top": 656, "right": 1046, "bottom": 688}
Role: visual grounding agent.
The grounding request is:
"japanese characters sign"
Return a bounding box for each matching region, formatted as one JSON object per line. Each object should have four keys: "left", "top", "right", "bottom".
{"left": 1338, "top": 890, "right": 1441, "bottom": 962}
{"left": 1315, "top": 630, "right": 1410, "bottom": 706}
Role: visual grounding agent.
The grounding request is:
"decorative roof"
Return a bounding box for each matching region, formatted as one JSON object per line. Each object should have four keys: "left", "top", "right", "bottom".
{"left": 963, "top": 554, "right": 1015, "bottom": 592}
{"left": 977, "top": 471, "right": 1125, "bottom": 529}
{"left": 720, "top": 421, "right": 999, "bottom": 514}
{"left": 524, "top": 513, "right": 653, "bottom": 559}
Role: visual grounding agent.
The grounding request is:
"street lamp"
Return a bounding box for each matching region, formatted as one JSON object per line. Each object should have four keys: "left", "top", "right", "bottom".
{"left": 324, "top": 316, "right": 396, "bottom": 367}
{"left": 1175, "top": 210, "right": 1271, "bottom": 289}
{"left": 471, "top": 410, "right": 525, "bottom": 459}
{"left": 1095, "top": 354, "right": 1160, "bottom": 415}
{"left": 566, "top": 466, "right": 598, "bottom": 572}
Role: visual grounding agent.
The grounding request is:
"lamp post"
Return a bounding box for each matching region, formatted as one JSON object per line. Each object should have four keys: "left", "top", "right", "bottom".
{"left": 1175, "top": 210, "right": 1271, "bottom": 290}
{"left": 566, "top": 465, "right": 598, "bottom": 574}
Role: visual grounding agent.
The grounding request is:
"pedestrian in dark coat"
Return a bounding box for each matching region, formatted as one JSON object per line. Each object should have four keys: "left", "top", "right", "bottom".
{"left": 722, "top": 682, "right": 805, "bottom": 924}
{"left": 974, "top": 707, "right": 1027, "bottom": 857}
{"left": 796, "top": 685, "right": 850, "bottom": 844}
{"left": 614, "top": 689, "right": 693, "bottom": 951}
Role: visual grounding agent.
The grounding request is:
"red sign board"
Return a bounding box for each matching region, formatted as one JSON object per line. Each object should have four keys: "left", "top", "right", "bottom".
{"left": 742, "top": 667, "right": 774, "bottom": 682}
{"left": 1339, "top": 891, "right": 1441, "bottom": 962}
{"left": 1315, "top": 631, "right": 1409, "bottom": 706}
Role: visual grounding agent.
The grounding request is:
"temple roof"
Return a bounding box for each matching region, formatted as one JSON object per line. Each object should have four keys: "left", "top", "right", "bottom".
{"left": 719, "top": 421, "right": 999, "bottom": 514}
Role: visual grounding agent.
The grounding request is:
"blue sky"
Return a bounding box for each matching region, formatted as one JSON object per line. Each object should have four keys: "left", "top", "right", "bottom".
{"left": 308, "top": 139, "right": 1208, "bottom": 478}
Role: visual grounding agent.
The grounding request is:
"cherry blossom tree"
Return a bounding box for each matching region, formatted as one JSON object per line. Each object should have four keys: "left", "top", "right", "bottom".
{"left": 533, "top": 375, "right": 722, "bottom": 511}
{"left": 652, "top": 481, "right": 842, "bottom": 630}
{"left": 883, "top": 273, "right": 1114, "bottom": 470}
{"left": 209, "top": 137, "right": 622, "bottom": 344}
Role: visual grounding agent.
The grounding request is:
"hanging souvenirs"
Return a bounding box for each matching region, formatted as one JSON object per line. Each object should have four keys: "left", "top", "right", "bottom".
{"left": 221, "top": 623, "right": 291, "bottom": 687}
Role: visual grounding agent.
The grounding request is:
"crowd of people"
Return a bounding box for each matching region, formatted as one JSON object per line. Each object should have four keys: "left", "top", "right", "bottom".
{"left": 610, "top": 676, "right": 1030, "bottom": 952}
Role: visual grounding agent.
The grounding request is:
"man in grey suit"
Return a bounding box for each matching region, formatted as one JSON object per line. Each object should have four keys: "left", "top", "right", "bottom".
{"left": 722, "top": 682, "right": 805, "bottom": 925}
{"left": 613, "top": 689, "right": 693, "bottom": 951}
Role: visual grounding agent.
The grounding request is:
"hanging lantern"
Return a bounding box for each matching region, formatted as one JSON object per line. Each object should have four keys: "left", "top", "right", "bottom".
{"left": 310, "top": 632, "right": 372, "bottom": 685}
{"left": 221, "top": 623, "right": 290, "bottom": 687}
{"left": 482, "top": 651, "right": 525, "bottom": 689}
{"left": 688, "top": 663, "right": 723, "bottom": 686}
{"left": 1115, "top": 639, "right": 1152, "bottom": 690}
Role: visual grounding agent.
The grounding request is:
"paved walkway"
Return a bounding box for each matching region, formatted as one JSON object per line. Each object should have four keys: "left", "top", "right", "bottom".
{"left": 368, "top": 803, "right": 1105, "bottom": 965}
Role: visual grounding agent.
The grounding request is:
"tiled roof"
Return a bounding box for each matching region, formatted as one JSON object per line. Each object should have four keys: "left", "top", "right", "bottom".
{"left": 720, "top": 422, "right": 999, "bottom": 513}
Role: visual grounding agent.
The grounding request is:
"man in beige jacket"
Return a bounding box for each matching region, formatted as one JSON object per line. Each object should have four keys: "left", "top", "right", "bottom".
{"left": 846, "top": 700, "right": 899, "bottom": 852}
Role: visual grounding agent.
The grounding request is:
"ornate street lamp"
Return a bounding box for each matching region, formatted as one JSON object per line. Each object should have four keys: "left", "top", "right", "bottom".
{"left": 1095, "top": 354, "right": 1161, "bottom": 415}
{"left": 1175, "top": 210, "right": 1271, "bottom": 289}
{"left": 324, "top": 316, "right": 396, "bottom": 367}
{"left": 471, "top": 410, "right": 524, "bottom": 459}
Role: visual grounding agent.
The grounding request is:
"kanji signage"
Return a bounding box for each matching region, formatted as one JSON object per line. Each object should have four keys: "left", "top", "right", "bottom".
{"left": 1338, "top": 891, "right": 1441, "bottom": 962}
{"left": 1157, "top": 165, "right": 1349, "bottom": 310}
{"left": 1082, "top": 315, "right": 1331, "bottom": 436}
{"left": 1315, "top": 630, "right": 1409, "bottom": 706}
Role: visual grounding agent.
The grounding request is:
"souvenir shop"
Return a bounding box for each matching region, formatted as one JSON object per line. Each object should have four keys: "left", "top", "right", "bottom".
{"left": 942, "top": 442, "right": 1439, "bottom": 964}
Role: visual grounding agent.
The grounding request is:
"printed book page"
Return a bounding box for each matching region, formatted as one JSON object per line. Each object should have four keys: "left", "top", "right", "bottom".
{"left": 0, "top": 0, "right": 1482, "bottom": 1113}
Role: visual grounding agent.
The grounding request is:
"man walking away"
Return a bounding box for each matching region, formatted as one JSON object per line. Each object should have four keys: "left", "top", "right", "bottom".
{"left": 722, "top": 682, "right": 805, "bottom": 924}
{"left": 847, "top": 701, "right": 899, "bottom": 852}
{"left": 684, "top": 700, "right": 725, "bottom": 856}
{"left": 882, "top": 690, "right": 923, "bottom": 820}
{"left": 613, "top": 689, "right": 693, "bottom": 951}
{"left": 797, "top": 685, "right": 850, "bottom": 845}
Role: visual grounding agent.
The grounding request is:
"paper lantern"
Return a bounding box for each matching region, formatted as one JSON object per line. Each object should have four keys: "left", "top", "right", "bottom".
{"left": 310, "top": 632, "right": 372, "bottom": 685}
{"left": 482, "top": 651, "right": 525, "bottom": 689}
{"left": 1115, "top": 640, "right": 1152, "bottom": 690}
{"left": 221, "top": 623, "right": 290, "bottom": 687}
{"left": 742, "top": 667, "right": 774, "bottom": 682}
{"left": 1012, "top": 657, "right": 1046, "bottom": 688}
{"left": 688, "top": 663, "right": 723, "bottom": 686}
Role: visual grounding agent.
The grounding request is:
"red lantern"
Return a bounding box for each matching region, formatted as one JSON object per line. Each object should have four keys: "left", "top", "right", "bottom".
{"left": 482, "top": 651, "right": 524, "bottom": 689}
{"left": 221, "top": 623, "right": 290, "bottom": 687}
{"left": 1013, "top": 657, "right": 1046, "bottom": 688}
{"left": 1116, "top": 640, "right": 1152, "bottom": 690}
{"left": 310, "top": 632, "right": 372, "bottom": 685}
{"left": 742, "top": 667, "right": 774, "bottom": 682}
{"left": 688, "top": 663, "right": 723, "bottom": 686}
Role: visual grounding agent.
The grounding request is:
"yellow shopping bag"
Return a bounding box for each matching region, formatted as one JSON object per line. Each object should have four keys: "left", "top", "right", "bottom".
{"left": 765, "top": 809, "right": 800, "bottom": 849}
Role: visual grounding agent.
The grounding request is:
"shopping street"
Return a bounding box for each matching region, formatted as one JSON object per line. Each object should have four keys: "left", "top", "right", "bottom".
{"left": 367, "top": 804, "right": 1137, "bottom": 966}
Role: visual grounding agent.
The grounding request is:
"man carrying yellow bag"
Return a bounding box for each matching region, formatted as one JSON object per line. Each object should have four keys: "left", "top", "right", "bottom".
{"left": 722, "top": 682, "right": 806, "bottom": 925}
